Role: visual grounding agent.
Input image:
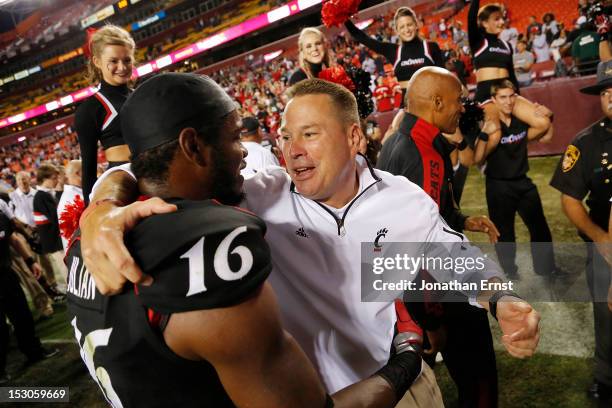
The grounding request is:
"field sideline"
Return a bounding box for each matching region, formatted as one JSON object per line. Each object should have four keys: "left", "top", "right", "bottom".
{"left": 2, "top": 155, "right": 602, "bottom": 407}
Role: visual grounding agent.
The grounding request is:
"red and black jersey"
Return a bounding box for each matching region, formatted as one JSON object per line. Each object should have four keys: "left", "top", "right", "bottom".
{"left": 33, "top": 189, "right": 62, "bottom": 254}
{"left": 66, "top": 199, "right": 272, "bottom": 408}
{"left": 377, "top": 113, "right": 467, "bottom": 232}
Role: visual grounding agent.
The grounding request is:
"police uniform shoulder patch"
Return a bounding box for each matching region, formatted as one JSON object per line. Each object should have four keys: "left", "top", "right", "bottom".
{"left": 562, "top": 145, "right": 580, "bottom": 172}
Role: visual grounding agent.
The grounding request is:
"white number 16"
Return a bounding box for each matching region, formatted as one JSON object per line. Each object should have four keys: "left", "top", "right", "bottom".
{"left": 181, "top": 226, "right": 254, "bottom": 297}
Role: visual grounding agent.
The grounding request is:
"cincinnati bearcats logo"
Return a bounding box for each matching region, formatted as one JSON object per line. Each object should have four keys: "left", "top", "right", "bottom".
{"left": 374, "top": 228, "right": 388, "bottom": 252}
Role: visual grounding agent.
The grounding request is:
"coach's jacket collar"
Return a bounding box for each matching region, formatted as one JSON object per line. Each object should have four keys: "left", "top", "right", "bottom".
{"left": 289, "top": 154, "right": 381, "bottom": 236}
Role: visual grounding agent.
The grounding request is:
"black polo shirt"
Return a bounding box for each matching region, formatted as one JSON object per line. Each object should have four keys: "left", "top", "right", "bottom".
{"left": 485, "top": 116, "right": 529, "bottom": 180}
{"left": 550, "top": 117, "right": 612, "bottom": 236}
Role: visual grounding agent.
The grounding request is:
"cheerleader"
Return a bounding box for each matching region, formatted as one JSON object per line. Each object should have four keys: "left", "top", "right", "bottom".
{"left": 75, "top": 25, "right": 135, "bottom": 202}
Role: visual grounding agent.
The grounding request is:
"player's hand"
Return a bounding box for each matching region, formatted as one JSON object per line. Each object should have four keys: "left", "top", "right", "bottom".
{"left": 496, "top": 298, "right": 541, "bottom": 359}
{"left": 464, "top": 215, "right": 500, "bottom": 243}
{"left": 424, "top": 326, "right": 447, "bottom": 356}
{"left": 30, "top": 262, "right": 42, "bottom": 280}
{"left": 81, "top": 197, "right": 177, "bottom": 295}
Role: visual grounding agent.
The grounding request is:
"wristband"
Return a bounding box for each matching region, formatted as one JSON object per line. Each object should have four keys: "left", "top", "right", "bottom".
{"left": 457, "top": 139, "right": 468, "bottom": 151}
{"left": 489, "top": 290, "right": 521, "bottom": 320}
{"left": 25, "top": 257, "right": 35, "bottom": 267}
{"left": 478, "top": 132, "right": 489, "bottom": 142}
{"left": 79, "top": 199, "right": 125, "bottom": 228}
{"left": 375, "top": 351, "right": 421, "bottom": 401}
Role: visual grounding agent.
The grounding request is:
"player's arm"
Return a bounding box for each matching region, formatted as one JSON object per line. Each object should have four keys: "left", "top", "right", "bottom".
{"left": 164, "top": 282, "right": 411, "bottom": 408}
{"left": 80, "top": 169, "right": 176, "bottom": 294}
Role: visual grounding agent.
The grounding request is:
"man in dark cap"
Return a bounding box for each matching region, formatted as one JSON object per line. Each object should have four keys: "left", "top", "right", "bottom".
{"left": 240, "top": 116, "right": 279, "bottom": 177}
{"left": 67, "top": 72, "right": 426, "bottom": 408}
{"left": 550, "top": 60, "right": 612, "bottom": 405}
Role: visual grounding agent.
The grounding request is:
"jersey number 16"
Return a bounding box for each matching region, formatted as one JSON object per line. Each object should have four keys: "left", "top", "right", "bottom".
{"left": 181, "top": 226, "right": 253, "bottom": 297}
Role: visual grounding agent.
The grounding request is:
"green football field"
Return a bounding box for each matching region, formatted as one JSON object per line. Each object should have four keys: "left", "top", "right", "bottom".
{"left": 2, "top": 155, "right": 603, "bottom": 407}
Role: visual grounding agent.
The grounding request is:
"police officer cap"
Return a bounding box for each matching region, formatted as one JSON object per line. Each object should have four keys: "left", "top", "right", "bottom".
{"left": 121, "top": 72, "right": 236, "bottom": 157}
{"left": 580, "top": 60, "right": 612, "bottom": 95}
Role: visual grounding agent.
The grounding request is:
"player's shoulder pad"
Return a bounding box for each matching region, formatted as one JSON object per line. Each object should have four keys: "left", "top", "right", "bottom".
{"left": 128, "top": 199, "right": 271, "bottom": 313}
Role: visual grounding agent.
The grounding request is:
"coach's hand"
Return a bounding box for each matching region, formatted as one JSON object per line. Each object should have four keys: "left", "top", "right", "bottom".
{"left": 464, "top": 216, "right": 500, "bottom": 243}
{"left": 81, "top": 197, "right": 177, "bottom": 295}
{"left": 496, "top": 298, "right": 541, "bottom": 359}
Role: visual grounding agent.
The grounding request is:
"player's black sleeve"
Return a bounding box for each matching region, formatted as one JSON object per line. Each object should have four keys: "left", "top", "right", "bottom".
{"left": 75, "top": 99, "right": 103, "bottom": 203}
{"left": 128, "top": 201, "right": 272, "bottom": 313}
{"left": 429, "top": 41, "right": 446, "bottom": 68}
{"left": 344, "top": 20, "right": 398, "bottom": 63}
{"left": 468, "top": 0, "right": 484, "bottom": 54}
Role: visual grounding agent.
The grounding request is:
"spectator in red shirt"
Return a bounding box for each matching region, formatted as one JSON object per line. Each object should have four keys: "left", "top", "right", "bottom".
{"left": 373, "top": 76, "right": 393, "bottom": 112}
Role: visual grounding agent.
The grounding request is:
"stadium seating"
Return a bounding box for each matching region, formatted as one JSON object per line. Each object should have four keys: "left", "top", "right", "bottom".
{"left": 453, "top": 0, "right": 579, "bottom": 34}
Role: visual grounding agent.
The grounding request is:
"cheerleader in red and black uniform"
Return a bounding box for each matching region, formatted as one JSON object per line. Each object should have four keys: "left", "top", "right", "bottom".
{"left": 75, "top": 25, "right": 135, "bottom": 202}
{"left": 468, "top": 1, "right": 552, "bottom": 141}
{"left": 288, "top": 27, "right": 334, "bottom": 85}
{"left": 344, "top": 7, "right": 445, "bottom": 104}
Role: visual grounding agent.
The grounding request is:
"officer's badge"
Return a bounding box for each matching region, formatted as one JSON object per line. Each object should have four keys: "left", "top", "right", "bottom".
{"left": 562, "top": 145, "right": 580, "bottom": 172}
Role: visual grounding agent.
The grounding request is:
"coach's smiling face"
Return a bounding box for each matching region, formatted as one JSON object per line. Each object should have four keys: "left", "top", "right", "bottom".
{"left": 279, "top": 94, "right": 360, "bottom": 208}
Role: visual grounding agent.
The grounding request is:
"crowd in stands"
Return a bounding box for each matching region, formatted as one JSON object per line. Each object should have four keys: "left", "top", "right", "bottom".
{"left": 0, "top": 0, "right": 282, "bottom": 120}
{"left": 0, "top": 0, "right": 597, "bottom": 180}
{"left": 0, "top": 129, "right": 80, "bottom": 191}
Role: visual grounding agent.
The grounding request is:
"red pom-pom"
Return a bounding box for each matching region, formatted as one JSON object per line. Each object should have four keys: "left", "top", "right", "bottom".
{"left": 83, "top": 27, "right": 98, "bottom": 58}
{"left": 321, "top": 0, "right": 362, "bottom": 28}
{"left": 318, "top": 65, "right": 356, "bottom": 92}
{"left": 59, "top": 195, "right": 85, "bottom": 241}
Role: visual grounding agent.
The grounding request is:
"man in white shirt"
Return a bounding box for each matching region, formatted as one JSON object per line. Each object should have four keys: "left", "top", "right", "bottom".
{"left": 9, "top": 171, "right": 36, "bottom": 227}
{"left": 240, "top": 116, "right": 279, "bottom": 177}
{"left": 500, "top": 21, "right": 519, "bottom": 51}
{"left": 79, "top": 76, "right": 541, "bottom": 405}
{"left": 57, "top": 160, "right": 83, "bottom": 251}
